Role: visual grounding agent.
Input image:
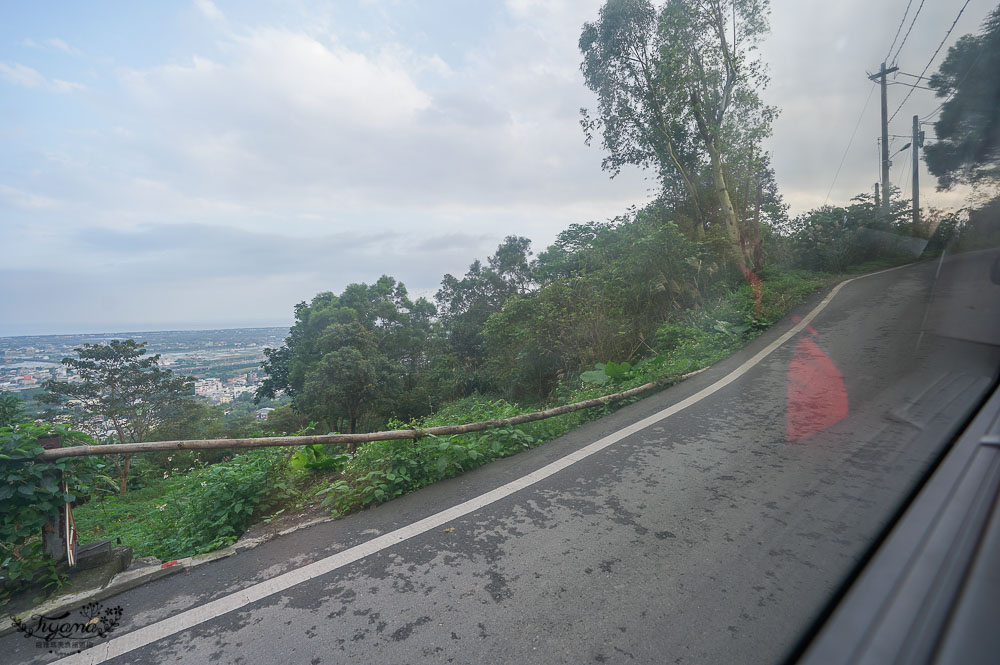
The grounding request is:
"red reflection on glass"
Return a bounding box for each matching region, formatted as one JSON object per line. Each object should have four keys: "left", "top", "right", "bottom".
{"left": 786, "top": 319, "right": 848, "bottom": 443}
{"left": 739, "top": 266, "right": 763, "bottom": 318}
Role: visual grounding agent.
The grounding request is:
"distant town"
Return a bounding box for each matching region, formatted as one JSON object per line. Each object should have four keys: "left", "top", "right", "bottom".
{"left": 0, "top": 327, "right": 288, "bottom": 406}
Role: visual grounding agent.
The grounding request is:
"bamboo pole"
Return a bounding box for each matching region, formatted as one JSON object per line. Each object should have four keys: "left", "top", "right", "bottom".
{"left": 37, "top": 368, "right": 708, "bottom": 461}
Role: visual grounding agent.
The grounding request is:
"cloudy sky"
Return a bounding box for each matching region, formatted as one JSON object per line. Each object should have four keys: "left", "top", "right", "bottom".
{"left": 1, "top": 0, "right": 994, "bottom": 335}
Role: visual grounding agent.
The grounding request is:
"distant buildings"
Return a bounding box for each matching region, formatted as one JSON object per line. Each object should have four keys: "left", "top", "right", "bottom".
{"left": 193, "top": 373, "right": 261, "bottom": 404}
{"left": 0, "top": 329, "right": 281, "bottom": 405}
{"left": 0, "top": 361, "right": 73, "bottom": 392}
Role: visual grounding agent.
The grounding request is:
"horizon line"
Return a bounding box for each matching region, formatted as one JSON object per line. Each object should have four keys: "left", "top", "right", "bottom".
{"left": 0, "top": 323, "right": 292, "bottom": 340}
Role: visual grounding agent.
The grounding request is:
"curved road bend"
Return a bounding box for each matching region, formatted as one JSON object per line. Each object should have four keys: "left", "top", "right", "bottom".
{"left": 6, "top": 251, "right": 1000, "bottom": 665}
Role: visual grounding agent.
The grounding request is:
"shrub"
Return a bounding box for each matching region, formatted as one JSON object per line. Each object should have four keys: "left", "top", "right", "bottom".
{"left": 318, "top": 398, "right": 544, "bottom": 514}
{"left": 142, "top": 448, "right": 292, "bottom": 559}
{"left": 0, "top": 424, "right": 98, "bottom": 596}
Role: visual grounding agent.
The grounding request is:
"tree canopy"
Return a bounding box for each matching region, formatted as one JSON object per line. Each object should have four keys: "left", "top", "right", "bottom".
{"left": 258, "top": 276, "right": 437, "bottom": 434}
{"left": 434, "top": 236, "right": 534, "bottom": 382}
{"left": 580, "top": 0, "right": 777, "bottom": 269}
{"left": 0, "top": 392, "right": 24, "bottom": 428}
{"left": 925, "top": 5, "right": 1000, "bottom": 191}
{"left": 40, "top": 340, "right": 194, "bottom": 493}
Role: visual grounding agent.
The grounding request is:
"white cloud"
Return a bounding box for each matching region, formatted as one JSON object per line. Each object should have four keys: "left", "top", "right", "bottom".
{"left": 0, "top": 61, "right": 85, "bottom": 93}
{"left": 0, "top": 62, "right": 45, "bottom": 88}
{"left": 101, "top": 16, "right": 647, "bottom": 240}
{"left": 46, "top": 38, "right": 82, "bottom": 56}
{"left": 0, "top": 184, "right": 58, "bottom": 210}
{"left": 194, "top": 0, "right": 225, "bottom": 22}
{"left": 50, "top": 78, "right": 86, "bottom": 93}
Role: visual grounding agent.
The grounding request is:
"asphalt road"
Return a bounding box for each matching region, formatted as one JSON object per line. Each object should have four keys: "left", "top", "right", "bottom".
{"left": 6, "top": 252, "right": 1000, "bottom": 665}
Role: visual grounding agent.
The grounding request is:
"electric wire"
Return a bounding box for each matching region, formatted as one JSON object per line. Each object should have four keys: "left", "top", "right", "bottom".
{"left": 890, "top": 0, "right": 927, "bottom": 65}
{"left": 825, "top": 83, "right": 878, "bottom": 205}
{"left": 889, "top": 0, "right": 973, "bottom": 123}
{"left": 888, "top": 81, "right": 935, "bottom": 90}
{"left": 897, "top": 148, "right": 912, "bottom": 193}
{"left": 886, "top": 0, "right": 915, "bottom": 63}
{"left": 920, "top": 49, "right": 983, "bottom": 122}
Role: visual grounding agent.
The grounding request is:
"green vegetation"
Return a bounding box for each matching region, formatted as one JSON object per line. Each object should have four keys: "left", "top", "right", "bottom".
{"left": 0, "top": 424, "right": 99, "bottom": 596}
{"left": 0, "top": 392, "right": 23, "bottom": 428}
{"left": 74, "top": 448, "right": 291, "bottom": 561}
{"left": 924, "top": 5, "right": 1000, "bottom": 192}
{"left": 39, "top": 340, "right": 196, "bottom": 494}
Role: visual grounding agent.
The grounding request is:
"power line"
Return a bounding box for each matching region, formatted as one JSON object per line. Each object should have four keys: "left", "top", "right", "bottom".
{"left": 890, "top": 0, "right": 927, "bottom": 65}
{"left": 825, "top": 83, "right": 878, "bottom": 205}
{"left": 920, "top": 48, "right": 984, "bottom": 121}
{"left": 888, "top": 80, "right": 935, "bottom": 91}
{"left": 886, "top": 0, "right": 915, "bottom": 62}
{"left": 922, "top": 102, "right": 946, "bottom": 122}
{"left": 897, "top": 149, "right": 911, "bottom": 190}
{"left": 889, "top": 0, "right": 973, "bottom": 123}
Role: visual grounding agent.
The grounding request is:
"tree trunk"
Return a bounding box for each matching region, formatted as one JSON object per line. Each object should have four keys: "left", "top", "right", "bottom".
{"left": 348, "top": 414, "right": 357, "bottom": 454}
{"left": 708, "top": 145, "right": 749, "bottom": 272}
{"left": 120, "top": 453, "right": 131, "bottom": 494}
{"left": 111, "top": 417, "right": 131, "bottom": 495}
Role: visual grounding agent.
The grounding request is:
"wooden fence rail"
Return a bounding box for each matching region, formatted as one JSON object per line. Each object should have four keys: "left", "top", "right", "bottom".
{"left": 36, "top": 369, "right": 707, "bottom": 462}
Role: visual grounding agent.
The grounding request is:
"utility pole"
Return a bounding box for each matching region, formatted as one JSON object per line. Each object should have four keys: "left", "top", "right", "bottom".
{"left": 912, "top": 114, "right": 920, "bottom": 234}
{"left": 875, "top": 182, "right": 880, "bottom": 211}
{"left": 869, "top": 61, "right": 899, "bottom": 219}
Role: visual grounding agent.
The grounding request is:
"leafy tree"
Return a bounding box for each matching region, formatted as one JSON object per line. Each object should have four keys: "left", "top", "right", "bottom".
{"left": 0, "top": 391, "right": 24, "bottom": 428}
{"left": 259, "top": 276, "right": 437, "bottom": 435}
{"left": 435, "top": 236, "right": 534, "bottom": 381}
{"left": 301, "top": 347, "right": 393, "bottom": 438}
{"left": 785, "top": 188, "right": 915, "bottom": 271}
{"left": 580, "top": 0, "right": 775, "bottom": 270}
{"left": 147, "top": 400, "right": 243, "bottom": 442}
{"left": 925, "top": 5, "right": 1000, "bottom": 192}
{"left": 261, "top": 404, "right": 310, "bottom": 435}
{"left": 486, "top": 210, "right": 707, "bottom": 399}
{"left": 580, "top": 0, "right": 707, "bottom": 227}
{"left": 39, "top": 340, "right": 194, "bottom": 494}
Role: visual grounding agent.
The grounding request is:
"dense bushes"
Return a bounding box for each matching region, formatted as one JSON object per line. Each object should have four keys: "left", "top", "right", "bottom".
{"left": 314, "top": 269, "right": 825, "bottom": 515}
{"left": 1, "top": 424, "right": 98, "bottom": 595}
{"left": 149, "top": 448, "right": 291, "bottom": 559}
{"left": 483, "top": 218, "right": 710, "bottom": 399}
{"left": 780, "top": 192, "right": 931, "bottom": 272}
{"left": 318, "top": 397, "right": 586, "bottom": 515}
{"left": 75, "top": 448, "right": 291, "bottom": 561}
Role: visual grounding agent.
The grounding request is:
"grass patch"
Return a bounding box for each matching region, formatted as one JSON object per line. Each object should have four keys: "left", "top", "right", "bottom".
{"left": 75, "top": 448, "right": 292, "bottom": 561}
{"left": 74, "top": 478, "right": 179, "bottom": 557}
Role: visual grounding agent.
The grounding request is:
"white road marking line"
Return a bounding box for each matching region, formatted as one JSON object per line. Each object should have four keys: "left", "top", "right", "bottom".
{"left": 53, "top": 263, "right": 912, "bottom": 665}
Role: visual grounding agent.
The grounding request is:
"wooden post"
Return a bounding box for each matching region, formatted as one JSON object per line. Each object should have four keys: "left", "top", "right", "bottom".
{"left": 38, "top": 436, "right": 75, "bottom": 565}
{"left": 869, "top": 62, "right": 899, "bottom": 219}
{"left": 36, "top": 369, "right": 710, "bottom": 462}
{"left": 912, "top": 114, "right": 921, "bottom": 234}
